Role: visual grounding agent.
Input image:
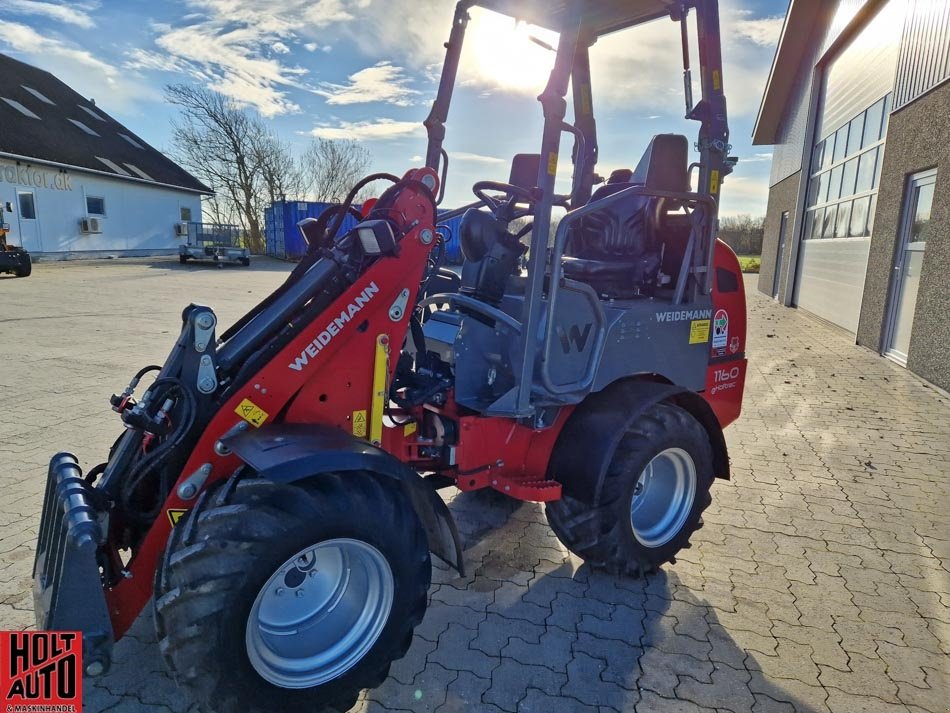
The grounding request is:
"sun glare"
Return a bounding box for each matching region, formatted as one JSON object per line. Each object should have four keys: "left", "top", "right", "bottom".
{"left": 465, "top": 12, "right": 559, "bottom": 92}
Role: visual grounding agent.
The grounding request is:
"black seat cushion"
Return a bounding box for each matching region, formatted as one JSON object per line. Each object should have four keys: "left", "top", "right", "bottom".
{"left": 458, "top": 208, "right": 525, "bottom": 306}
{"left": 560, "top": 133, "right": 690, "bottom": 297}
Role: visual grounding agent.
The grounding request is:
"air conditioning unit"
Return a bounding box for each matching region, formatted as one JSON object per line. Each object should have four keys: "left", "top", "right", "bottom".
{"left": 80, "top": 217, "right": 102, "bottom": 234}
{"left": 175, "top": 222, "right": 189, "bottom": 237}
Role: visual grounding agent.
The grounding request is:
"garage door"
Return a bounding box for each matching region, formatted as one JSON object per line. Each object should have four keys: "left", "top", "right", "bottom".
{"left": 793, "top": 0, "right": 901, "bottom": 332}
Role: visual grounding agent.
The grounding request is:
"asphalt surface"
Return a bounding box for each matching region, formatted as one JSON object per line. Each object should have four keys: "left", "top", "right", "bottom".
{"left": 0, "top": 257, "right": 947, "bottom": 712}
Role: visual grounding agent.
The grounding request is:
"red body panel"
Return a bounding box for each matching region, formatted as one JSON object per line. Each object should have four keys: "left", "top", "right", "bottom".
{"left": 105, "top": 197, "right": 748, "bottom": 638}
{"left": 701, "top": 240, "right": 748, "bottom": 428}
{"left": 106, "top": 169, "right": 440, "bottom": 636}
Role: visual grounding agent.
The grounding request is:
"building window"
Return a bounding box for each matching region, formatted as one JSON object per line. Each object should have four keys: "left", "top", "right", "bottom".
{"left": 803, "top": 93, "right": 890, "bottom": 240}
{"left": 86, "top": 196, "right": 106, "bottom": 216}
{"left": 18, "top": 192, "right": 36, "bottom": 220}
{"left": 180, "top": 207, "right": 192, "bottom": 222}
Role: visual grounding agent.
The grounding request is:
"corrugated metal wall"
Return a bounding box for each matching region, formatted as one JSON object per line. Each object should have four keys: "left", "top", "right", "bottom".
{"left": 792, "top": 1, "right": 901, "bottom": 334}
{"left": 894, "top": 0, "right": 950, "bottom": 109}
{"left": 816, "top": 1, "right": 902, "bottom": 138}
{"left": 769, "top": 37, "right": 824, "bottom": 187}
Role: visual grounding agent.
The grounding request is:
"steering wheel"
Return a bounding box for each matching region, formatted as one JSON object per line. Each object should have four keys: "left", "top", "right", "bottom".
{"left": 472, "top": 180, "right": 536, "bottom": 219}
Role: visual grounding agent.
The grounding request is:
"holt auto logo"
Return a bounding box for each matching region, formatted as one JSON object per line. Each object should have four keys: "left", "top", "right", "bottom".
{"left": 2, "top": 631, "right": 81, "bottom": 712}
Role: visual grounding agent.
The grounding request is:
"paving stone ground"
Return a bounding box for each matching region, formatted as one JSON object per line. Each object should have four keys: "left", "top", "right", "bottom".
{"left": 1, "top": 258, "right": 948, "bottom": 713}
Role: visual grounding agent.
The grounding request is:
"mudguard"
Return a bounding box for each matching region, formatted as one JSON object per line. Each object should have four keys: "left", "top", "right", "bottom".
{"left": 221, "top": 423, "right": 465, "bottom": 575}
{"left": 547, "top": 379, "right": 730, "bottom": 508}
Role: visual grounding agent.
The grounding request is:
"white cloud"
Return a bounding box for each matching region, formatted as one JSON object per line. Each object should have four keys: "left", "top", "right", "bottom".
{"left": 718, "top": 175, "right": 770, "bottom": 217}
{"left": 304, "top": 42, "right": 321, "bottom": 52}
{"left": 734, "top": 16, "right": 784, "bottom": 46}
{"left": 310, "top": 118, "right": 422, "bottom": 141}
{"left": 742, "top": 152, "right": 774, "bottom": 163}
{"left": 0, "top": 0, "right": 98, "bottom": 29}
{"left": 0, "top": 22, "right": 156, "bottom": 108}
{"left": 450, "top": 152, "right": 505, "bottom": 164}
{"left": 314, "top": 61, "right": 419, "bottom": 106}
{"left": 345, "top": 0, "right": 781, "bottom": 118}
{"left": 125, "top": 0, "right": 365, "bottom": 117}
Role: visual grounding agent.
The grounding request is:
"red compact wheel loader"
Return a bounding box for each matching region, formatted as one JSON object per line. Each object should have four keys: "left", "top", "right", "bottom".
{"left": 34, "top": 1, "right": 746, "bottom": 710}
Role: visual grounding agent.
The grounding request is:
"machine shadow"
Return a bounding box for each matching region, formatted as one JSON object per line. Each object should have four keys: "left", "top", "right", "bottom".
{"left": 438, "top": 488, "right": 823, "bottom": 713}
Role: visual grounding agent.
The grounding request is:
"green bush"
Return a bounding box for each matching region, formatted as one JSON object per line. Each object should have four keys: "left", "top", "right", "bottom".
{"left": 737, "top": 256, "right": 760, "bottom": 274}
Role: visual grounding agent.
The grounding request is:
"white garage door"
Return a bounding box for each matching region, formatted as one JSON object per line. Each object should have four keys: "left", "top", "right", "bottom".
{"left": 794, "top": 0, "right": 901, "bottom": 333}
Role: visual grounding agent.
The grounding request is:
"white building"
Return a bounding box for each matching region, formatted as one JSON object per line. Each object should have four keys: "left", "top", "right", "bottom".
{"left": 0, "top": 54, "right": 210, "bottom": 258}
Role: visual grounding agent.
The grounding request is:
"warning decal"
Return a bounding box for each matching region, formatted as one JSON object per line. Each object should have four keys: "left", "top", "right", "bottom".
{"left": 712, "top": 309, "right": 729, "bottom": 350}
{"left": 167, "top": 509, "right": 189, "bottom": 527}
{"left": 689, "top": 319, "right": 710, "bottom": 345}
{"left": 234, "top": 398, "right": 268, "bottom": 427}
{"left": 352, "top": 409, "right": 367, "bottom": 438}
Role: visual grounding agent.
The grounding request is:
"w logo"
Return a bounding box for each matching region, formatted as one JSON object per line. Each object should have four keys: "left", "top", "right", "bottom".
{"left": 557, "top": 323, "right": 593, "bottom": 353}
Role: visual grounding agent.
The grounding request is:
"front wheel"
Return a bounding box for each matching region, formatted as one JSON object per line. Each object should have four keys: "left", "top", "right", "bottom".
{"left": 545, "top": 402, "right": 713, "bottom": 577}
{"left": 154, "top": 473, "right": 430, "bottom": 713}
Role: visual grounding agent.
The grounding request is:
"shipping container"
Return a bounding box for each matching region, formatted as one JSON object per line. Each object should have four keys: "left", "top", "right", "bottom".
{"left": 265, "top": 200, "right": 466, "bottom": 264}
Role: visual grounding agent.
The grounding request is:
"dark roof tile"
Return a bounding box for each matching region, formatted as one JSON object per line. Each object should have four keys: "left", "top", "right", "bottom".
{"left": 0, "top": 53, "right": 211, "bottom": 194}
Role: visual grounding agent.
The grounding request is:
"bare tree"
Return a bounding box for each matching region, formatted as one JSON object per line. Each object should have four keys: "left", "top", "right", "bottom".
{"left": 300, "top": 138, "right": 371, "bottom": 203}
{"left": 718, "top": 214, "right": 765, "bottom": 256}
{"left": 165, "top": 84, "right": 299, "bottom": 253}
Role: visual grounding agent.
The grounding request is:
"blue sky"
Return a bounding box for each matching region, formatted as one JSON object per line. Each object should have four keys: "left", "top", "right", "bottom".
{"left": 0, "top": 0, "right": 788, "bottom": 215}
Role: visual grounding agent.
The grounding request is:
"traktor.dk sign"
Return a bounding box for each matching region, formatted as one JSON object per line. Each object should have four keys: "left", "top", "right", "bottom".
{"left": 0, "top": 162, "right": 73, "bottom": 191}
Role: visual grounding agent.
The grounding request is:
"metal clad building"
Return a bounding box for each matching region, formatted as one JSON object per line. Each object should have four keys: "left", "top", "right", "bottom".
{"left": 0, "top": 54, "right": 210, "bottom": 259}
{"left": 754, "top": 0, "right": 950, "bottom": 392}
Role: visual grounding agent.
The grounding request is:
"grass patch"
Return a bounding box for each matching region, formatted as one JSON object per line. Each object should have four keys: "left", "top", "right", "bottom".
{"left": 737, "top": 255, "right": 761, "bottom": 274}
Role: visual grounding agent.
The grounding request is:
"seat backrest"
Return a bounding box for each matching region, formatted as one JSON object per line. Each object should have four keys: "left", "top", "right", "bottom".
{"left": 630, "top": 134, "right": 690, "bottom": 193}
{"left": 458, "top": 209, "right": 525, "bottom": 306}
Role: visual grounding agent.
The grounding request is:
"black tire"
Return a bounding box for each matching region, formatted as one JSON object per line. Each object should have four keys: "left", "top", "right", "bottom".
{"left": 154, "top": 473, "right": 430, "bottom": 713}
{"left": 179, "top": 255, "right": 189, "bottom": 264}
{"left": 240, "top": 257, "right": 251, "bottom": 267}
{"left": 545, "top": 402, "right": 713, "bottom": 577}
{"left": 14, "top": 257, "right": 31, "bottom": 277}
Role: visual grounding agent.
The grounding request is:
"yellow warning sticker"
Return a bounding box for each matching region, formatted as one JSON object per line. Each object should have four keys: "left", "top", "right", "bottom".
{"left": 689, "top": 319, "right": 711, "bottom": 345}
{"left": 580, "top": 84, "right": 592, "bottom": 115}
{"left": 404, "top": 422, "right": 417, "bottom": 437}
{"left": 547, "top": 152, "right": 558, "bottom": 176}
{"left": 234, "top": 398, "right": 268, "bottom": 427}
{"left": 712, "top": 69, "right": 721, "bottom": 91}
{"left": 352, "top": 409, "right": 368, "bottom": 438}
{"left": 167, "top": 509, "right": 189, "bottom": 527}
{"left": 710, "top": 170, "right": 720, "bottom": 194}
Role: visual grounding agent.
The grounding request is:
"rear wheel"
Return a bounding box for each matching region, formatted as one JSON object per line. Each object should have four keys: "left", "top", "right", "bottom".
{"left": 545, "top": 402, "right": 713, "bottom": 577}
{"left": 179, "top": 255, "right": 188, "bottom": 264}
{"left": 154, "top": 473, "right": 430, "bottom": 713}
{"left": 240, "top": 257, "right": 251, "bottom": 266}
{"left": 14, "top": 256, "right": 31, "bottom": 277}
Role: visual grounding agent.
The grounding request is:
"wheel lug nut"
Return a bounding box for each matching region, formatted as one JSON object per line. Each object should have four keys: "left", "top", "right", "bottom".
{"left": 275, "top": 587, "right": 284, "bottom": 596}
{"left": 296, "top": 589, "right": 305, "bottom": 597}
{"left": 309, "top": 570, "right": 317, "bottom": 578}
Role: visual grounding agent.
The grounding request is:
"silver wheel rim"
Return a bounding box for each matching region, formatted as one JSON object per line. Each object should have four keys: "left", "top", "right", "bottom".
{"left": 630, "top": 447, "right": 697, "bottom": 548}
{"left": 246, "top": 538, "right": 394, "bottom": 689}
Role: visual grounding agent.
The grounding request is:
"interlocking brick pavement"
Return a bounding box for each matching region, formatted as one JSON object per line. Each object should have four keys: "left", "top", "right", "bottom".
{"left": 1, "top": 259, "right": 947, "bottom": 712}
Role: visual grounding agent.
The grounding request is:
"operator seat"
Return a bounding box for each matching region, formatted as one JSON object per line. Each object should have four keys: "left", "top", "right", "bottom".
{"left": 562, "top": 133, "right": 690, "bottom": 297}
{"left": 457, "top": 208, "right": 526, "bottom": 306}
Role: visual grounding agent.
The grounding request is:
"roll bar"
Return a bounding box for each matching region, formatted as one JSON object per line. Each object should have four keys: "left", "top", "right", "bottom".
{"left": 423, "top": 0, "right": 733, "bottom": 417}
